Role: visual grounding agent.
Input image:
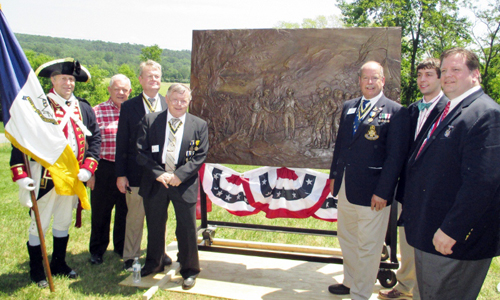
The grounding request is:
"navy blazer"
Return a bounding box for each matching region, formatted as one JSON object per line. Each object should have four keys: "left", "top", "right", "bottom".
{"left": 403, "top": 88, "right": 500, "bottom": 260}
{"left": 115, "top": 94, "right": 166, "bottom": 187}
{"left": 395, "top": 94, "right": 449, "bottom": 203}
{"left": 329, "top": 95, "right": 410, "bottom": 206}
{"left": 136, "top": 110, "right": 209, "bottom": 203}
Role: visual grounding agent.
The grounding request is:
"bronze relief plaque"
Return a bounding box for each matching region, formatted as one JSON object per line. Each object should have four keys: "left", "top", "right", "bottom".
{"left": 190, "top": 27, "right": 401, "bottom": 169}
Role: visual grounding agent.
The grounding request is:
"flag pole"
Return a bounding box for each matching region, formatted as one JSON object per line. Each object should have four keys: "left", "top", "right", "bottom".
{"left": 22, "top": 154, "right": 55, "bottom": 292}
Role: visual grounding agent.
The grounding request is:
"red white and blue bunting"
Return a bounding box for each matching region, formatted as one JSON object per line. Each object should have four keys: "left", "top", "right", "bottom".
{"left": 199, "top": 163, "right": 338, "bottom": 222}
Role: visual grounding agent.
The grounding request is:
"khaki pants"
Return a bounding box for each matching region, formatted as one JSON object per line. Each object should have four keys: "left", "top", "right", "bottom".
{"left": 394, "top": 203, "right": 420, "bottom": 299}
{"left": 123, "top": 187, "right": 145, "bottom": 261}
{"left": 337, "top": 176, "right": 390, "bottom": 300}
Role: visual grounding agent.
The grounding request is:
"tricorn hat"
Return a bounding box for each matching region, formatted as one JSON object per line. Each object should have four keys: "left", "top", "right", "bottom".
{"left": 35, "top": 58, "right": 91, "bottom": 83}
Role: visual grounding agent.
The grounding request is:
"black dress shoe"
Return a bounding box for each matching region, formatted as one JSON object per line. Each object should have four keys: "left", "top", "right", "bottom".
{"left": 163, "top": 255, "right": 172, "bottom": 266}
{"left": 123, "top": 259, "right": 134, "bottom": 272}
{"left": 89, "top": 254, "right": 103, "bottom": 265}
{"left": 140, "top": 255, "right": 173, "bottom": 277}
{"left": 182, "top": 276, "right": 196, "bottom": 290}
{"left": 140, "top": 265, "right": 164, "bottom": 277}
{"left": 328, "top": 283, "right": 350, "bottom": 295}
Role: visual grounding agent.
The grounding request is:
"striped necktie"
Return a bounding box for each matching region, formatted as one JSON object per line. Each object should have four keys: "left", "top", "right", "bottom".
{"left": 415, "top": 101, "right": 451, "bottom": 159}
{"left": 165, "top": 118, "right": 182, "bottom": 173}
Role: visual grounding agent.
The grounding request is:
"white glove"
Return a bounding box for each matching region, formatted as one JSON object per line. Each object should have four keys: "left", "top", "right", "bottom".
{"left": 16, "top": 178, "right": 35, "bottom": 208}
{"left": 19, "top": 194, "right": 33, "bottom": 208}
{"left": 16, "top": 177, "right": 36, "bottom": 191}
{"left": 78, "top": 169, "right": 92, "bottom": 182}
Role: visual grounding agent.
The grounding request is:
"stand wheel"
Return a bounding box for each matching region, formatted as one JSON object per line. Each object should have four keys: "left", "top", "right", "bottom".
{"left": 202, "top": 228, "right": 216, "bottom": 246}
{"left": 378, "top": 269, "right": 397, "bottom": 288}
{"left": 381, "top": 244, "right": 389, "bottom": 261}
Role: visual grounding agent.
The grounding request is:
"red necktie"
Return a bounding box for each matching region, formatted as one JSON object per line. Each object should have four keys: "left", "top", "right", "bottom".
{"left": 415, "top": 101, "right": 451, "bottom": 159}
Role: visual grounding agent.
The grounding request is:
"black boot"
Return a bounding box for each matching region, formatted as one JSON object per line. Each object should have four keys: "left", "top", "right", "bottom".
{"left": 26, "top": 242, "right": 48, "bottom": 288}
{"left": 50, "top": 235, "right": 78, "bottom": 279}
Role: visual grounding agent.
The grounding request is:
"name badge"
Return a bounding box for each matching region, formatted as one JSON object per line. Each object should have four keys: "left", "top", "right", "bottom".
{"left": 347, "top": 108, "right": 357, "bottom": 114}
{"left": 152, "top": 145, "right": 159, "bottom": 153}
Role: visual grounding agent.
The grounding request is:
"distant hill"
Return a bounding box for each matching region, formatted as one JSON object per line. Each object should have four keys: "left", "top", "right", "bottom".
{"left": 15, "top": 33, "right": 191, "bottom": 83}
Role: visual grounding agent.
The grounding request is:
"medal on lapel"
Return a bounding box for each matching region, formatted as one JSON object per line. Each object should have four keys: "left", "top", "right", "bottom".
{"left": 379, "top": 113, "right": 391, "bottom": 123}
{"left": 186, "top": 140, "right": 201, "bottom": 162}
{"left": 367, "top": 111, "right": 377, "bottom": 123}
{"left": 368, "top": 107, "right": 382, "bottom": 123}
{"left": 444, "top": 125, "right": 454, "bottom": 137}
{"left": 365, "top": 125, "right": 379, "bottom": 140}
{"left": 185, "top": 151, "right": 195, "bottom": 162}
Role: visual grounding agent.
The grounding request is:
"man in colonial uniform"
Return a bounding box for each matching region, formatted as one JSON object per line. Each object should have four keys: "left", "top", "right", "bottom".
{"left": 10, "top": 58, "right": 101, "bottom": 288}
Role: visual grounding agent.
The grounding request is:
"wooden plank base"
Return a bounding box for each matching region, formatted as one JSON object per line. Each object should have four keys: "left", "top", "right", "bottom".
{"left": 120, "top": 242, "right": 387, "bottom": 299}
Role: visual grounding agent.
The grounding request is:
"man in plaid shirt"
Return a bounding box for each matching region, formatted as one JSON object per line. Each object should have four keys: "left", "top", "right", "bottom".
{"left": 88, "top": 74, "right": 132, "bottom": 265}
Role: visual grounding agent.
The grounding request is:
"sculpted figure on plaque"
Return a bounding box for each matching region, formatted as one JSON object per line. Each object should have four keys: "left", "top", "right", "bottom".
{"left": 276, "top": 88, "right": 305, "bottom": 140}
{"left": 248, "top": 89, "right": 273, "bottom": 141}
{"left": 308, "top": 88, "right": 331, "bottom": 148}
{"left": 322, "top": 87, "right": 338, "bottom": 148}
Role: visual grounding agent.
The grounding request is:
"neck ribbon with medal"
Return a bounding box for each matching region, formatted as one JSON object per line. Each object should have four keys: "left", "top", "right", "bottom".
{"left": 143, "top": 94, "right": 158, "bottom": 113}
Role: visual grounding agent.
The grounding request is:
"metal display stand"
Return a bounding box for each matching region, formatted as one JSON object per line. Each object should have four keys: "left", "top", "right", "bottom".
{"left": 197, "top": 181, "right": 400, "bottom": 288}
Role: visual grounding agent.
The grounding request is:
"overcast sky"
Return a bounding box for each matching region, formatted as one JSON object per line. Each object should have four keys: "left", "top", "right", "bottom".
{"left": 1, "top": 0, "right": 341, "bottom": 51}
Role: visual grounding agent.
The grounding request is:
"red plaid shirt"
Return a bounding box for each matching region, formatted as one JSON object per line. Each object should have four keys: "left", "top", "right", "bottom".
{"left": 93, "top": 99, "right": 120, "bottom": 162}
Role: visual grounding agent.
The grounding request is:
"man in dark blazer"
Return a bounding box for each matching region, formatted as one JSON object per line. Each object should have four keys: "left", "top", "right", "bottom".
{"left": 136, "top": 83, "right": 208, "bottom": 290}
{"left": 380, "top": 58, "right": 448, "bottom": 300}
{"left": 115, "top": 60, "right": 168, "bottom": 270}
{"left": 328, "top": 61, "right": 410, "bottom": 300}
{"left": 403, "top": 48, "right": 500, "bottom": 299}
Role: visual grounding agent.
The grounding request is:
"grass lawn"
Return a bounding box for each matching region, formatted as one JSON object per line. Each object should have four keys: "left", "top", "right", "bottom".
{"left": 0, "top": 143, "right": 499, "bottom": 299}
{"left": 0, "top": 122, "right": 4, "bottom": 133}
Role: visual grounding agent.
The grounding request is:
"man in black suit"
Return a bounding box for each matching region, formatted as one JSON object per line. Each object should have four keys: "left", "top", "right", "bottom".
{"left": 328, "top": 61, "right": 410, "bottom": 300}
{"left": 115, "top": 60, "right": 167, "bottom": 270}
{"left": 403, "top": 48, "right": 500, "bottom": 299}
{"left": 379, "top": 58, "right": 447, "bottom": 300}
{"left": 136, "top": 83, "right": 208, "bottom": 290}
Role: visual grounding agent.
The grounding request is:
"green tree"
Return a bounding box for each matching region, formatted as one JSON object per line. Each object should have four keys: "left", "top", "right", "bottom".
{"left": 118, "top": 63, "right": 143, "bottom": 98}
{"left": 25, "top": 50, "right": 55, "bottom": 92}
{"left": 468, "top": 0, "right": 500, "bottom": 101}
{"left": 274, "top": 21, "right": 301, "bottom": 29}
{"left": 141, "top": 45, "right": 163, "bottom": 62}
{"left": 17, "top": 34, "right": 191, "bottom": 84}
{"left": 338, "top": 0, "right": 472, "bottom": 105}
{"left": 74, "top": 65, "right": 109, "bottom": 106}
{"left": 275, "top": 15, "right": 342, "bottom": 29}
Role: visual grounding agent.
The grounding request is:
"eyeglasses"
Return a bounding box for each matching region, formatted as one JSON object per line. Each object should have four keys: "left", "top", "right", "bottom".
{"left": 361, "top": 76, "right": 382, "bottom": 82}
{"left": 170, "top": 99, "right": 189, "bottom": 106}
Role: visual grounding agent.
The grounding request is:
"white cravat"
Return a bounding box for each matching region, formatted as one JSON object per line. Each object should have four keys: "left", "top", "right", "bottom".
{"left": 47, "top": 91, "right": 92, "bottom": 136}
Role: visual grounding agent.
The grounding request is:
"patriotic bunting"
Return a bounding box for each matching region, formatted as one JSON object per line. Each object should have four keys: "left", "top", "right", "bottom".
{"left": 199, "top": 163, "right": 337, "bottom": 222}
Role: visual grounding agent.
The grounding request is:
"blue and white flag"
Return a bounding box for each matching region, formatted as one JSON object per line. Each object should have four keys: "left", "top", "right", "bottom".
{"left": 0, "top": 9, "right": 89, "bottom": 208}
